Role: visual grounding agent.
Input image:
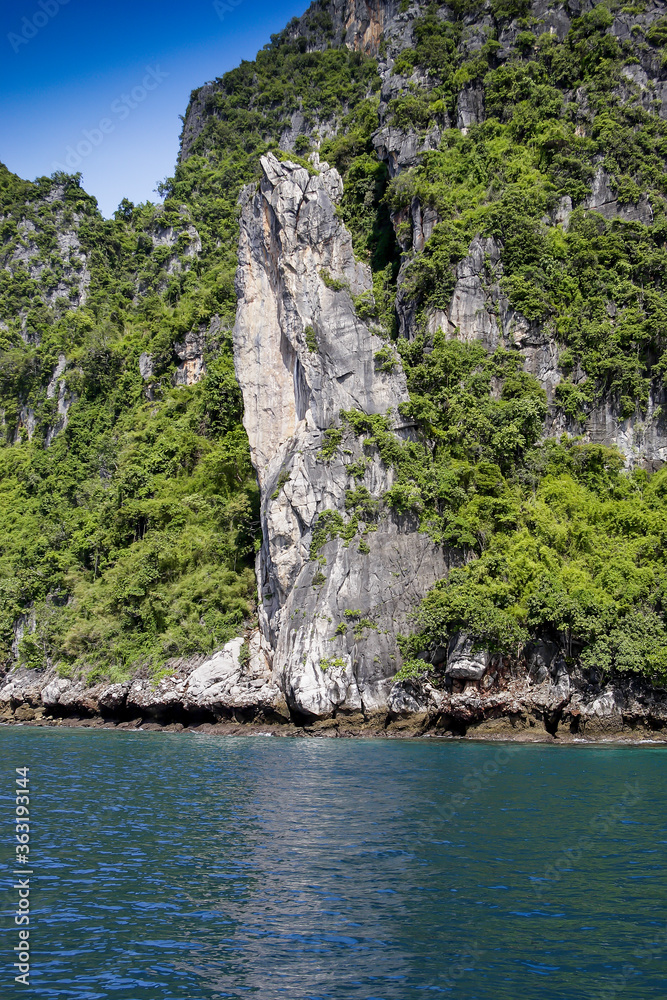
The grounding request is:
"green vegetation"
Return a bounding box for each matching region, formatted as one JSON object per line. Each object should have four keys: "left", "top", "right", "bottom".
{"left": 387, "top": 2, "right": 667, "bottom": 414}
{"left": 304, "top": 325, "right": 318, "bottom": 353}
{"left": 0, "top": 163, "right": 260, "bottom": 679}
{"left": 399, "top": 444, "right": 667, "bottom": 682}
{"left": 320, "top": 655, "right": 346, "bottom": 672}
{"left": 0, "top": 292, "right": 258, "bottom": 678}
{"left": 354, "top": 0, "right": 667, "bottom": 685}
{"left": 321, "top": 99, "right": 399, "bottom": 335}
{"left": 308, "top": 483, "right": 380, "bottom": 576}
{"left": 319, "top": 269, "right": 348, "bottom": 292}
{"left": 342, "top": 609, "right": 378, "bottom": 639}
{"left": 318, "top": 427, "right": 343, "bottom": 461}
{"left": 339, "top": 340, "right": 667, "bottom": 683}
{"left": 394, "top": 658, "right": 434, "bottom": 682}
{"left": 0, "top": 20, "right": 380, "bottom": 682}
{"left": 271, "top": 467, "right": 291, "bottom": 500}
{"left": 3, "top": 0, "right": 667, "bottom": 691}
{"left": 169, "top": 42, "right": 380, "bottom": 325}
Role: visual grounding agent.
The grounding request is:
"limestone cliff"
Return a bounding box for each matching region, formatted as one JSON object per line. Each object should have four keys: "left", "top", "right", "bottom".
{"left": 178, "top": 0, "right": 667, "bottom": 465}
{"left": 233, "top": 153, "right": 445, "bottom": 717}
{"left": 3, "top": 0, "right": 667, "bottom": 740}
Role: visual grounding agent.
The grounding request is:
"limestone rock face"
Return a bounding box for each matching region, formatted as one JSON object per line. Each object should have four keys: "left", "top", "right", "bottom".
{"left": 233, "top": 152, "right": 446, "bottom": 717}
{"left": 1, "top": 190, "right": 91, "bottom": 335}
{"left": 0, "top": 632, "right": 284, "bottom": 722}
{"left": 446, "top": 634, "right": 489, "bottom": 681}
{"left": 584, "top": 167, "right": 653, "bottom": 225}
{"left": 373, "top": 124, "right": 443, "bottom": 178}
{"left": 456, "top": 83, "right": 485, "bottom": 130}
{"left": 413, "top": 231, "right": 667, "bottom": 468}
{"left": 173, "top": 328, "right": 206, "bottom": 386}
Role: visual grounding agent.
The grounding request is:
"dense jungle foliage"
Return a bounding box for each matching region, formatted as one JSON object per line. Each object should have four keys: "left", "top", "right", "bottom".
{"left": 387, "top": 1, "right": 667, "bottom": 417}
{"left": 383, "top": 0, "right": 667, "bottom": 681}
{"left": 1, "top": 0, "right": 667, "bottom": 685}
{"left": 313, "top": 0, "right": 667, "bottom": 683}
{"left": 0, "top": 166, "right": 259, "bottom": 679}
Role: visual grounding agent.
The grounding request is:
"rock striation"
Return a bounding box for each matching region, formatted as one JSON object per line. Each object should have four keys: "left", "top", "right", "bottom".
{"left": 233, "top": 152, "right": 446, "bottom": 717}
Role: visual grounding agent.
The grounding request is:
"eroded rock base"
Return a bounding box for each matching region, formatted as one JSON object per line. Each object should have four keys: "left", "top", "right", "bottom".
{"left": 4, "top": 633, "right": 667, "bottom": 743}
{"left": 3, "top": 694, "right": 667, "bottom": 745}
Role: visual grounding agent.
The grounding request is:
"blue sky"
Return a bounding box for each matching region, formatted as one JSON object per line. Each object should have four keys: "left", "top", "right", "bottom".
{"left": 1, "top": 0, "right": 309, "bottom": 217}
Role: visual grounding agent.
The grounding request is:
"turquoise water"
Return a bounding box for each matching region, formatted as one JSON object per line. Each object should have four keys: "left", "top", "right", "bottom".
{"left": 1, "top": 729, "right": 667, "bottom": 999}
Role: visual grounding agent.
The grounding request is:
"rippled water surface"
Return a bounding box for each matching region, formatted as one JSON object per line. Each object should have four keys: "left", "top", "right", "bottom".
{"left": 2, "top": 728, "right": 667, "bottom": 999}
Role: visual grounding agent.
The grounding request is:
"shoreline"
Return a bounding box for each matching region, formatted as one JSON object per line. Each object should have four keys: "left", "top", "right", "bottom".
{"left": 4, "top": 656, "right": 667, "bottom": 746}
{"left": 3, "top": 711, "right": 667, "bottom": 745}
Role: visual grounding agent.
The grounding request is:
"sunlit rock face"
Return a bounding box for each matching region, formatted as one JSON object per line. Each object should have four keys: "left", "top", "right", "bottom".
{"left": 233, "top": 153, "right": 445, "bottom": 717}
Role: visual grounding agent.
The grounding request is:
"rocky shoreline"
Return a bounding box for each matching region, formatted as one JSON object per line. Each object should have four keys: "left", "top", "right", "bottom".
{"left": 2, "top": 636, "right": 667, "bottom": 745}
{"left": 3, "top": 714, "right": 667, "bottom": 745}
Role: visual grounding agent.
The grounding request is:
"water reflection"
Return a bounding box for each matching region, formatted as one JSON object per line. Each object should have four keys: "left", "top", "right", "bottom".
{"left": 1, "top": 729, "right": 666, "bottom": 998}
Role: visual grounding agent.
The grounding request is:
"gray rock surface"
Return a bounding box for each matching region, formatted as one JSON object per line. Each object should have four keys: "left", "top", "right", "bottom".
{"left": 173, "top": 328, "right": 206, "bottom": 385}
{"left": 5, "top": 0, "right": 667, "bottom": 732}
{"left": 584, "top": 167, "right": 653, "bottom": 225}
{"left": 386, "top": 644, "right": 667, "bottom": 738}
{"left": 456, "top": 84, "right": 485, "bottom": 130}
{"left": 411, "top": 230, "right": 667, "bottom": 468}
{"left": 139, "top": 353, "right": 154, "bottom": 379}
{"left": 233, "top": 152, "right": 447, "bottom": 717}
{"left": 1, "top": 194, "right": 91, "bottom": 330}
{"left": 446, "top": 634, "right": 489, "bottom": 681}
{"left": 373, "top": 125, "right": 442, "bottom": 177}
{"left": 0, "top": 632, "right": 286, "bottom": 723}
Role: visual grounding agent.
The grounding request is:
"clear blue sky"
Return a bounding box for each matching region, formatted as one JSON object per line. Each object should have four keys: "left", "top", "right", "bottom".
{"left": 1, "top": 0, "right": 309, "bottom": 217}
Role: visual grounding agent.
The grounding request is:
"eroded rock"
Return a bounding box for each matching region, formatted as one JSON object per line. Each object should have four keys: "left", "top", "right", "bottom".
{"left": 233, "top": 152, "right": 447, "bottom": 717}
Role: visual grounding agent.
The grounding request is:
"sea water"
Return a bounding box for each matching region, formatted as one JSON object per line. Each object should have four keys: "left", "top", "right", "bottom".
{"left": 1, "top": 727, "right": 666, "bottom": 999}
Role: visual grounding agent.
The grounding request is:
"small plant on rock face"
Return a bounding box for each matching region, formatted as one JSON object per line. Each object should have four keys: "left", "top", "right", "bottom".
{"left": 353, "top": 290, "right": 377, "bottom": 321}
{"left": 320, "top": 656, "right": 346, "bottom": 672}
{"left": 319, "top": 268, "right": 348, "bottom": 292}
{"left": 374, "top": 344, "right": 397, "bottom": 373}
{"left": 150, "top": 665, "right": 175, "bottom": 688}
{"left": 346, "top": 457, "right": 369, "bottom": 480}
{"left": 354, "top": 617, "right": 376, "bottom": 638}
{"left": 304, "top": 324, "right": 318, "bottom": 353}
{"left": 393, "top": 658, "right": 433, "bottom": 681}
{"left": 271, "top": 467, "right": 290, "bottom": 499}
{"left": 318, "top": 426, "right": 343, "bottom": 460}
{"left": 395, "top": 219, "right": 412, "bottom": 248}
